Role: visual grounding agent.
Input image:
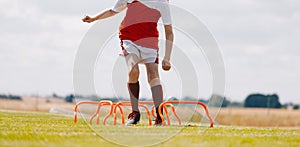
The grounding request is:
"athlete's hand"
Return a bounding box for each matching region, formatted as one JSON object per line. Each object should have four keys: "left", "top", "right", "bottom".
{"left": 82, "top": 15, "right": 95, "bottom": 23}
{"left": 162, "top": 58, "right": 171, "bottom": 71}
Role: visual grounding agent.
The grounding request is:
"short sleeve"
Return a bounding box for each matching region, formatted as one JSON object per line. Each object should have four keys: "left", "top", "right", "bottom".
{"left": 112, "top": 0, "right": 127, "bottom": 13}
{"left": 157, "top": 2, "right": 172, "bottom": 25}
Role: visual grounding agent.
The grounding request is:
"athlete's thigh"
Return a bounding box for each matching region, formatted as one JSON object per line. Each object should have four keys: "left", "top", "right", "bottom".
{"left": 125, "top": 53, "right": 140, "bottom": 73}
{"left": 140, "top": 48, "right": 158, "bottom": 64}
{"left": 145, "top": 63, "right": 159, "bottom": 78}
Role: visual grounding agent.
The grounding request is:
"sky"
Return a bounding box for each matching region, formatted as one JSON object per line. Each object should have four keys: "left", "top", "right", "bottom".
{"left": 0, "top": 0, "right": 299, "bottom": 103}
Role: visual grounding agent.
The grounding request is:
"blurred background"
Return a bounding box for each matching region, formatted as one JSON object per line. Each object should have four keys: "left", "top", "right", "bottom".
{"left": 0, "top": 0, "right": 299, "bottom": 127}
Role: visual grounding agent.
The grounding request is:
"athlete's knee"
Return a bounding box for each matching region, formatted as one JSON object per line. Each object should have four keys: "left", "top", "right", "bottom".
{"left": 148, "top": 70, "right": 159, "bottom": 81}
{"left": 148, "top": 78, "right": 161, "bottom": 87}
{"left": 129, "top": 66, "right": 139, "bottom": 78}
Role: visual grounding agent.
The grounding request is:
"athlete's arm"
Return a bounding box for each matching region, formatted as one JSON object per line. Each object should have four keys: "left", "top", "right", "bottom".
{"left": 82, "top": 9, "right": 118, "bottom": 23}
{"left": 162, "top": 25, "right": 174, "bottom": 71}
{"left": 83, "top": 0, "right": 126, "bottom": 23}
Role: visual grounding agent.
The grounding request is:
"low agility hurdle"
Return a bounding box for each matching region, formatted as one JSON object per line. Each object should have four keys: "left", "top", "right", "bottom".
{"left": 112, "top": 101, "right": 171, "bottom": 126}
{"left": 89, "top": 101, "right": 114, "bottom": 125}
{"left": 158, "top": 101, "right": 214, "bottom": 127}
{"left": 113, "top": 101, "right": 154, "bottom": 126}
{"left": 74, "top": 100, "right": 214, "bottom": 127}
{"left": 73, "top": 100, "right": 154, "bottom": 125}
{"left": 73, "top": 100, "right": 114, "bottom": 125}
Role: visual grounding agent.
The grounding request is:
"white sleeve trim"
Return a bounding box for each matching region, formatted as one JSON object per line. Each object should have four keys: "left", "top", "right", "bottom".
{"left": 158, "top": 1, "right": 172, "bottom": 25}
{"left": 112, "top": 0, "right": 128, "bottom": 13}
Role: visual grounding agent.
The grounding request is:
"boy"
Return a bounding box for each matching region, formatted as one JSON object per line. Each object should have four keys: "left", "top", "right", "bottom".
{"left": 82, "top": 0, "right": 173, "bottom": 125}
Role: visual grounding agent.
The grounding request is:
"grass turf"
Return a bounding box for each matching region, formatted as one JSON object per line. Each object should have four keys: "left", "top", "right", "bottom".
{"left": 0, "top": 110, "right": 300, "bottom": 147}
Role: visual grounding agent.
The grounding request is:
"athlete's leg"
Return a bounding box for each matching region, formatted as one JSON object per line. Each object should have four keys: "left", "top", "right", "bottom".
{"left": 125, "top": 53, "right": 140, "bottom": 112}
{"left": 145, "top": 63, "right": 163, "bottom": 124}
{"left": 122, "top": 40, "right": 143, "bottom": 124}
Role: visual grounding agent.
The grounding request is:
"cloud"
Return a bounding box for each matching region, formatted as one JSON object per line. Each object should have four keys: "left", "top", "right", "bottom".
{"left": 0, "top": 0, "right": 90, "bottom": 95}
{"left": 180, "top": 0, "right": 300, "bottom": 102}
{"left": 0, "top": 0, "right": 299, "bottom": 103}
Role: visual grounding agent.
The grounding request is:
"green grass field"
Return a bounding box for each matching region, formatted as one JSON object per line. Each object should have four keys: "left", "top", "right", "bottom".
{"left": 1, "top": 110, "right": 300, "bottom": 147}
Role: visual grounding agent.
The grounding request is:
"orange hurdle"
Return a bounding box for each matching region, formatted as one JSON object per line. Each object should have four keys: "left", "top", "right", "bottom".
{"left": 74, "top": 100, "right": 214, "bottom": 128}
{"left": 158, "top": 101, "right": 214, "bottom": 127}
{"left": 89, "top": 100, "right": 114, "bottom": 125}
{"left": 151, "top": 105, "right": 170, "bottom": 125}
{"left": 73, "top": 100, "right": 114, "bottom": 124}
{"left": 161, "top": 103, "right": 181, "bottom": 125}
{"left": 113, "top": 101, "right": 154, "bottom": 126}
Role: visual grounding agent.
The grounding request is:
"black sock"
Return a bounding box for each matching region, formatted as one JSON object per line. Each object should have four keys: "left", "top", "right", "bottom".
{"left": 127, "top": 81, "right": 140, "bottom": 112}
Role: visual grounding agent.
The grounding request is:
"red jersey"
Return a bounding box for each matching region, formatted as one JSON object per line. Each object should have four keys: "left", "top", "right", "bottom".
{"left": 119, "top": 1, "right": 161, "bottom": 49}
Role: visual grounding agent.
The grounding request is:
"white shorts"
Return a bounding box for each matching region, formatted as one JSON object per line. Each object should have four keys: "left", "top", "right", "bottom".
{"left": 121, "top": 40, "right": 159, "bottom": 64}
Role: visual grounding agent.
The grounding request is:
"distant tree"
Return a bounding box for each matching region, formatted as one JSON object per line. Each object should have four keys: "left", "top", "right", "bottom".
{"left": 293, "top": 105, "right": 299, "bottom": 110}
{"left": 52, "top": 93, "right": 60, "bottom": 98}
{"left": 228, "top": 101, "right": 244, "bottom": 108}
{"left": 65, "top": 94, "right": 74, "bottom": 103}
{"left": 167, "top": 97, "right": 179, "bottom": 101}
{"left": 0, "top": 94, "right": 22, "bottom": 100}
{"left": 139, "top": 98, "right": 147, "bottom": 101}
{"left": 182, "top": 96, "right": 198, "bottom": 101}
{"left": 106, "top": 98, "right": 119, "bottom": 102}
{"left": 8, "top": 95, "right": 22, "bottom": 100}
{"left": 244, "top": 93, "right": 281, "bottom": 108}
{"left": 74, "top": 95, "right": 85, "bottom": 99}
{"left": 198, "top": 99, "right": 208, "bottom": 104}
{"left": 209, "top": 94, "right": 229, "bottom": 107}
